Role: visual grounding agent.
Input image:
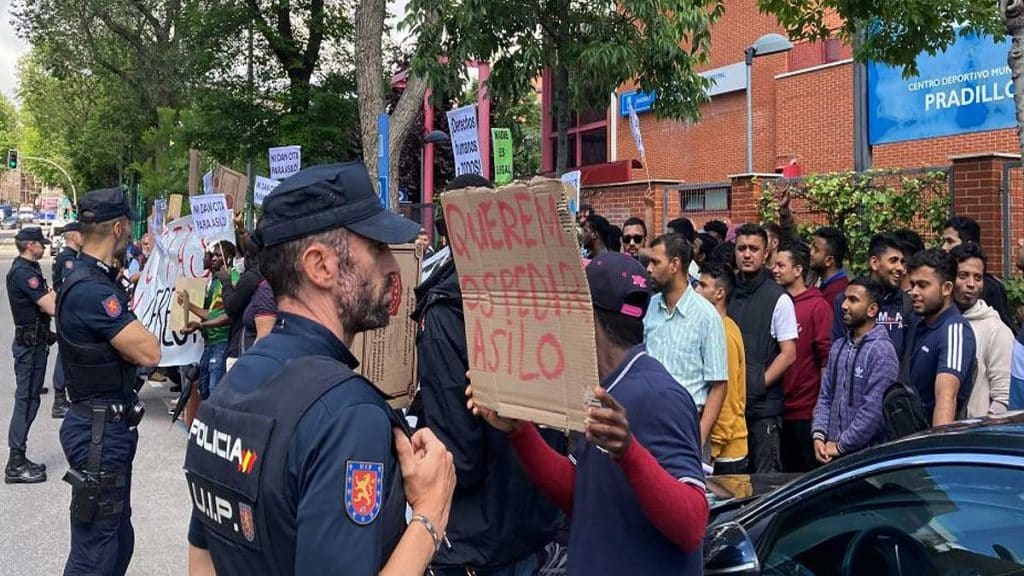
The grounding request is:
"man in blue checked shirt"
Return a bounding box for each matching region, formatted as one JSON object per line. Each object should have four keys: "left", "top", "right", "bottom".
{"left": 644, "top": 233, "right": 728, "bottom": 446}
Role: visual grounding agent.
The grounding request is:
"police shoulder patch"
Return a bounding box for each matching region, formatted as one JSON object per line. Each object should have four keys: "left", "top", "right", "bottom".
{"left": 65, "top": 259, "right": 74, "bottom": 270}
{"left": 27, "top": 276, "right": 40, "bottom": 289}
{"left": 344, "top": 460, "right": 383, "bottom": 525}
{"left": 102, "top": 295, "right": 122, "bottom": 318}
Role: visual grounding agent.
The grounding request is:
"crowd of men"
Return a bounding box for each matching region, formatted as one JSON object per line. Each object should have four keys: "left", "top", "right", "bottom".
{"left": 4, "top": 163, "right": 1024, "bottom": 576}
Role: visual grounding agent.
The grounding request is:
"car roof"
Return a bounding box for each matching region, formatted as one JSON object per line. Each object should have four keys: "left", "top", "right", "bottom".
{"left": 725, "top": 413, "right": 1024, "bottom": 524}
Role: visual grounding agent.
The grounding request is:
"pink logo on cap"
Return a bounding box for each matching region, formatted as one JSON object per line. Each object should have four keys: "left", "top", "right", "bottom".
{"left": 621, "top": 304, "right": 643, "bottom": 318}
{"left": 631, "top": 275, "right": 647, "bottom": 287}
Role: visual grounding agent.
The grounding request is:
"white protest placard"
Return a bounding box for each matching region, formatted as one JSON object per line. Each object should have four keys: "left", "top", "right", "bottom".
{"left": 446, "top": 104, "right": 483, "bottom": 177}
{"left": 253, "top": 176, "right": 280, "bottom": 207}
{"left": 130, "top": 215, "right": 209, "bottom": 367}
{"left": 269, "top": 145, "right": 302, "bottom": 180}
{"left": 628, "top": 102, "right": 646, "bottom": 161}
{"left": 189, "top": 194, "right": 233, "bottom": 244}
{"left": 560, "top": 170, "right": 582, "bottom": 215}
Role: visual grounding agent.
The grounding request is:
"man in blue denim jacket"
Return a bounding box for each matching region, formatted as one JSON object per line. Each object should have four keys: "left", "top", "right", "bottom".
{"left": 813, "top": 278, "right": 899, "bottom": 463}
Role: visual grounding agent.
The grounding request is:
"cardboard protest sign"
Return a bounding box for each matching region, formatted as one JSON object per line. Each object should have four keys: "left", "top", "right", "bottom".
{"left": 188, "top": 149, "right": 201, "bottom": 196}
{"left": 171, "top": 277, "right": 208, "bottom": 332}
{"left": 446, "top": 104, "right": 483, "bottom": 177}
{"left": 167, "top": 194, "right": 184, "bottom": 221}
{"left": 491, "top": 128, "right": 513, "bottom": 185}
{"left": 560, "top": 170, "right": 581, "bottom": 215}
{"left": 253, "top": 176, "right": 279, "bottom": 207}
{"left": 350, "top": 244, "right": 421, "bottom": 408}
{"left": 130, "top": 215, "right": 209, "bottom": 367}
{"left": 212, "top": 164, "right": 248, "bottom": 211}
{"left": 441, "top": 179, "right": 599, "bottom": 432}
{"left": 269, "top": 145, "right": 301, "bottom": 180}
{"left": 189, "top": 194, "right": 233, "bottom": 244}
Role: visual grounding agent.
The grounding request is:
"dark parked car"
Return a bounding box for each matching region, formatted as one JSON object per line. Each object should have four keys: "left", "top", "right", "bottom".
{"left": 705, "top": 413, "right": 1024, "bottom": 576}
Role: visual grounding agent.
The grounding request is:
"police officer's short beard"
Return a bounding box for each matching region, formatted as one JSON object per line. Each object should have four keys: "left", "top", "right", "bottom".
{"left": 334, "top": 266, "right": 392, "bottom": 335}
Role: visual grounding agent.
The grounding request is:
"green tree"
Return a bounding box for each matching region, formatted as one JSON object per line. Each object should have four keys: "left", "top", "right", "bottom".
{"left": 404, "top": 0, "right": 724, "bottom": 175}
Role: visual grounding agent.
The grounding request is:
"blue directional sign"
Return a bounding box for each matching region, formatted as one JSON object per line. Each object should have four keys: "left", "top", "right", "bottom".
{"left": 868, "top": 33, "right": 1016, "bottom": 145}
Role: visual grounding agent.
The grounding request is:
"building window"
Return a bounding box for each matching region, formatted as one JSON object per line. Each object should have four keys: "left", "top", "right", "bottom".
{"left": 678, "top": 183, "right": 731, "bottom": 212}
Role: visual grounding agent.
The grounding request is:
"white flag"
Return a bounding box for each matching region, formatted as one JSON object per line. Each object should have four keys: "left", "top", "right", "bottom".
{"left": 628, "top": 102, "right": 646, "bottom": 161}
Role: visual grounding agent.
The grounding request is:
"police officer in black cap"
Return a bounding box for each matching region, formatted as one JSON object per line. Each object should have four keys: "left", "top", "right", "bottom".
{"left": 51, "top": 220, "right": 82, "bottom": 418}
{"left": 185, "top": 162, "right": 456, "bottom": 576}
{"left": 5, "top": 226, "right": 55, "bottom": 484}
{"left": 57, "top": 187, "right": 161, "bottom": 575}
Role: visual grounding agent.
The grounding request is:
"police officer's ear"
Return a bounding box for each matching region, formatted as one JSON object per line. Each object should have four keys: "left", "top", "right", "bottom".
{"left": 297, "top": 238, "right": 339, "bottom": 290}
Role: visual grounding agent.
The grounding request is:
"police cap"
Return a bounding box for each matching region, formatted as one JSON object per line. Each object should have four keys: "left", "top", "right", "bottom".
{"left": 78, "top": 187, "right": 141, "bottom": 224}
{"left": 255, "top": 162, "right": 420, "bottom": 248}
{"left": 62, "top": 221, "right": 81, "bottom": 234}
{"left": 15, "top": 226, "right": 50, "bottom": 245}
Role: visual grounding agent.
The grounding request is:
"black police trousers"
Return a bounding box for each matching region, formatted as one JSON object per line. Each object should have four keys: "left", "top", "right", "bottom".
{"left": 59, "top": 405, "right": 139, "bottom": 576}
{"left": 8, "top": 341, "right": 48, "bottom": 452}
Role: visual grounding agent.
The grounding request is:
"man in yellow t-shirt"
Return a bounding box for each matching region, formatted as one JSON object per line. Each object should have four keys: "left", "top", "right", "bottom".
{"left": 696, "top": 262, "right": 749, "bottom": 474}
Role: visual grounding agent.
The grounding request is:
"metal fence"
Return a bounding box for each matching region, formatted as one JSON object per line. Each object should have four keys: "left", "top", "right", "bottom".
{"left": 1001, "top": 161, "right": 1023, "bottom": 276}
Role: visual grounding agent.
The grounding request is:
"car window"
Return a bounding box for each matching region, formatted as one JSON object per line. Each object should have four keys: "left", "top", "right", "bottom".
{"left": 759, "top": 464, "right": 1024, "bottom": 576}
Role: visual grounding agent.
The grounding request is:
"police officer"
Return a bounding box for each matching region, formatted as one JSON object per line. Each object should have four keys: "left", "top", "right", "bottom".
{"left": 57, "top": 187, "right": 161, "bottom": 575}
{"left": 51, "top": 220, "right": 82, "bottom": 418}
{"left": 5, "top": 226, "right": 55, "bottom": 484}
{"left": 184, "top": 162, "right": 456, "bottom": 576}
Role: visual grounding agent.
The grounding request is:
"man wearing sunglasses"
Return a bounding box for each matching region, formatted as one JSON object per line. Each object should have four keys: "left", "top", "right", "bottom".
{"left": 622, "top": 217, "right": 648, "bottom": 264}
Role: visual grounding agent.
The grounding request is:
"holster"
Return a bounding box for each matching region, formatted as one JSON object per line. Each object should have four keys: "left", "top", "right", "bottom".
{"left": 62, "top": 405, "right": 126, "bottom": 523}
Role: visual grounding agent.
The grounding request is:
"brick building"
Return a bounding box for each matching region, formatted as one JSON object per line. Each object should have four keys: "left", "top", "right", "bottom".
{"left": 540, "top": 0, "right": 1022, "bottom": 271}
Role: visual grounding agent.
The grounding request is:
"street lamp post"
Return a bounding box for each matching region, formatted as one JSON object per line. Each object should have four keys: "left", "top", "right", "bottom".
{"left": 744, "top": 33, "right": 794, "bottom": 173}
{"left": 21, "top": 155, "right": 78, "bottom": 207}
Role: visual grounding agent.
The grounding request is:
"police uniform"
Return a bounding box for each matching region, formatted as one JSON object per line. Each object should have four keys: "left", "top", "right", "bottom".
{"left": 5, "top": 226, "right": 53, "bottom": 484}
{"left": 51, "top": 221, "right": 81, "bottom": 418}
{"left": 184, "top": 163, "right": 423, "bottom": 575}
{"left": 57, "top": 188, "right": 145, "bottom": 576}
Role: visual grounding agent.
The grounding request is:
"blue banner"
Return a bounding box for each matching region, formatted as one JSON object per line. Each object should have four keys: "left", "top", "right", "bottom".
{"left": 868, "top": 33, "right": 1015, "bottom": 146}
{"left": 377, "top": 113, "right": 390, "bottom": 209}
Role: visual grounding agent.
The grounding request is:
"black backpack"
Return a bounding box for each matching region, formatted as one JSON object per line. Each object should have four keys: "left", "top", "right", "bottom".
{"left": 882, "top": 310, "right": 929, "bottom": 442}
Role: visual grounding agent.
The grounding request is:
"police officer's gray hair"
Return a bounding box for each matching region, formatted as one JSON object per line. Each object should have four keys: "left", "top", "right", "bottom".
{"left": 261, "top": 228, "right": 349, "bottom": 300}
{"left": 14, "top": 240, "right": 31, "bottom": 254}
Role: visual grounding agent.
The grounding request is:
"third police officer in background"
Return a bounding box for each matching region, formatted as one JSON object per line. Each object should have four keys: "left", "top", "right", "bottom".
{"left": 57, "top": 187, "right": 161, "bottom": 575}
{"left": 51, "top": 220, "right": 82, "bottom": 419}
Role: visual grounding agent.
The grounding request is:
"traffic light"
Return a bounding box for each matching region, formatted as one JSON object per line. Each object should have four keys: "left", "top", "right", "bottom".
{"left": 6, "top": 149, "right": 17, "bottom": 170}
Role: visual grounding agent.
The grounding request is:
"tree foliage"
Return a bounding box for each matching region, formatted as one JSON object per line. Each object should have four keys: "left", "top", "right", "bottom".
{"left": 757, "top": 0, "right": 1003, "bottom": 77}
{"left": 404, "top": 0, "right": 725, "bottom": 174}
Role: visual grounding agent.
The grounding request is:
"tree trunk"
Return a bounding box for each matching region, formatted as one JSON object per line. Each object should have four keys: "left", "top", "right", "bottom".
{"left": 355, "top": 0, "right": 386, "bottom": 195}
{"left": 1004, "top": 0, "right": 1024, "bottom": 161}
{"left": 388, "top": 75, "right": 429, "bottom": 208}
{"left": 553, "top": 64, "right": 571, "bottom": 175}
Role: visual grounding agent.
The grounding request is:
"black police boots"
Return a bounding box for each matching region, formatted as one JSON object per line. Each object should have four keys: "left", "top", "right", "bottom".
{"left": 4, "top": 451, "right": 46, "bottom": 484}
{"left": 52, "top": 393, "right": 70, "bottom": 419}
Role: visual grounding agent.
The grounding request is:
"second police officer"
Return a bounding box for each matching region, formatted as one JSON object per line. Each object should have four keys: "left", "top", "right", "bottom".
{"left": 5, "top": 226, "right": 55, "bottom": 484}
{"left": 57, "top": 187, "right": 161, "bottom": 575}
{"left": 51, "top": 220, "right": 82, "bottom": 419}
{"left": 184, "top": 162, "right": 456, "bottom": 576}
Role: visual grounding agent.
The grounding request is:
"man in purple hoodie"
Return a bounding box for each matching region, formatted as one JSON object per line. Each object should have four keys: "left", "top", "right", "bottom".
{"left": 812, "top": 277, "right": 899, "bottom": 463}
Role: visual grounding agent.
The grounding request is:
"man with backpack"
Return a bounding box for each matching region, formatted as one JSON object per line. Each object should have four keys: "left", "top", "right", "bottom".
{"left": 906, "top": 248, "right": 977, "bottom": 426}
{"left": 812, "top": 278, "right": 898, "bottom": 463}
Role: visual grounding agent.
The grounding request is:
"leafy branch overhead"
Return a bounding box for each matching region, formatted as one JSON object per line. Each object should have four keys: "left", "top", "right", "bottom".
{"left": 756, "top": 0, "right": 1003, "bottom": 78}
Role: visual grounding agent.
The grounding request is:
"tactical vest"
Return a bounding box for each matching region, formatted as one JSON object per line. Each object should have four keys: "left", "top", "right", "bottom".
{"left": 184, "top": 356, "right": 407, "bottom": 576}
{"left": 6, "top": 257, "right": 49, "bottom": 327}
{"left": 56, "top": 264, "right": 136, "bottom": 401}
{"left": 52, "top": 247, "right": 77, "bottom": 292}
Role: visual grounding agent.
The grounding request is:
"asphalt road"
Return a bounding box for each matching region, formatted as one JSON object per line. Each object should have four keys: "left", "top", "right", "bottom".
{"left": 0, "top": 230, "right": 190, "bottom": 575}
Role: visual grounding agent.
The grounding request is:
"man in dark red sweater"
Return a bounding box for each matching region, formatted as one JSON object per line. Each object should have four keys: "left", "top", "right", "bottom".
{"left": 468, "top": 251, "right": 708, "bottom": 576}
{"left": 772, "top": 242, "right": 832, "bottom": 472}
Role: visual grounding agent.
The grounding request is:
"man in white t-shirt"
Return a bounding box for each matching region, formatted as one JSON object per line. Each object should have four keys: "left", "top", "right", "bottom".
{"left": 727, "top": 223, "right": 798, "bottom": 473}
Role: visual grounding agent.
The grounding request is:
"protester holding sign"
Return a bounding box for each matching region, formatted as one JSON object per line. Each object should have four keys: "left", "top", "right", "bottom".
{"left": 412, "top": 178, "right": 563, "bottom": 575}
{"left": 468, "top": 251, "right": 708, "bottom": 576}
{"left": 176, "top": 241, "right": 239, "bottom": 398}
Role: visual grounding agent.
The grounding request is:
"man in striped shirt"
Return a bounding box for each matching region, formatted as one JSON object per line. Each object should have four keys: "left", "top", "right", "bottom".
{"left": 644, "top": 233, "right": 728, "bottom": 446}
{"left": 906, "top": 248, "right": 977, "bottom": 426}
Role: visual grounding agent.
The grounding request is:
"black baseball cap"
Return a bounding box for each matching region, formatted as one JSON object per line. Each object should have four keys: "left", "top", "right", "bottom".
{"left": 255, "top": 162, "right": 420, "bottom": 248}
{"left": 586, "top": 252, "right": 652, "bottom": 319}
{"left": 15, "top": 227, "right": 50, "bottom": 245}
{"left": 78, "top": 187, "right": 141, "bottom": 224}
{"left": 62, "top": 221, "right": 81, "bottom": 234}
